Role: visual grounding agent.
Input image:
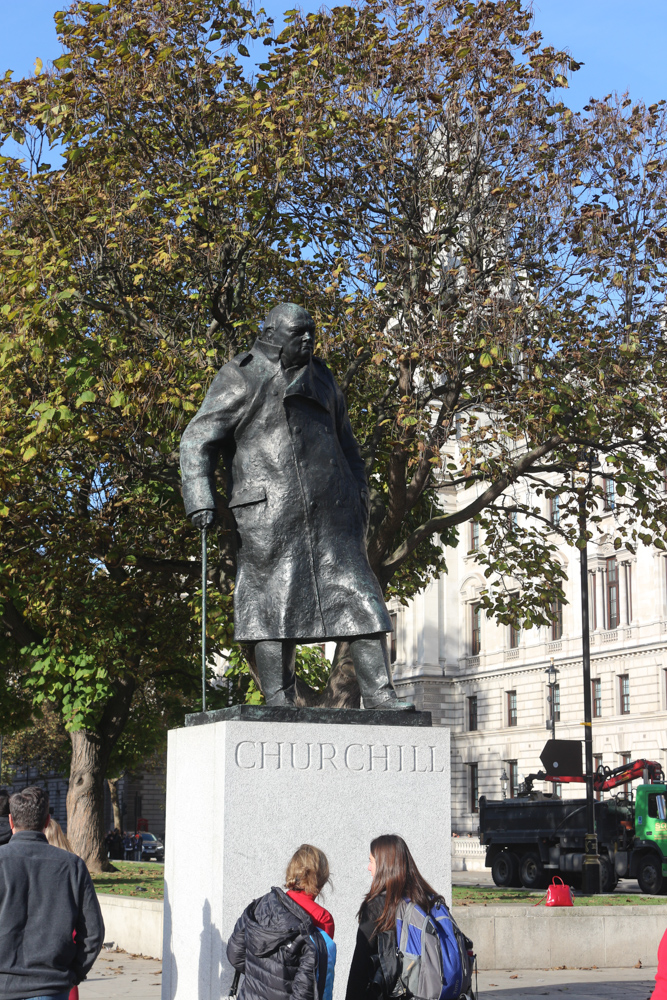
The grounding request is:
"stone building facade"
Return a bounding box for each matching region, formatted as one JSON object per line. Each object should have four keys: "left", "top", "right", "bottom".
{"left": 391, "top": 494, "right": 667, "bottom": 834}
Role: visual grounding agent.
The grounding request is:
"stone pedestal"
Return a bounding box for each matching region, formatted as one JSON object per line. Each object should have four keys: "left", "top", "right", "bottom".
{"left": 161, "top": 707, "right": 451, "bottom": 1000}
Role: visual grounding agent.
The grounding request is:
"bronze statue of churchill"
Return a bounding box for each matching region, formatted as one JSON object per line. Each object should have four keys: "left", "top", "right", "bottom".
{"left": 180, "top": 303, "right": 412, "bottom": 710}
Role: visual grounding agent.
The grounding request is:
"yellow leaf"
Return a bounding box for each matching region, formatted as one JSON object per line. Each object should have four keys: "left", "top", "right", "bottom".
{"left": 35, "top": 57, "right": 43, "bottom": 76}
{"left": 511, "top": 82, "right": 527, "bottom": 94}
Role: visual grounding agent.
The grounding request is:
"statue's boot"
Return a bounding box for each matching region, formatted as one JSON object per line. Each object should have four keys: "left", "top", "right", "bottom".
{"left": 350, "top": 636, "right": 415, "bottom": 711}
{"left": 254, "top": 640, "right": 297, "bottom": 706}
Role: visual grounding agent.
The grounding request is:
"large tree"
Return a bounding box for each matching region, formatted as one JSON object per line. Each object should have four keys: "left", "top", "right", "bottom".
{"left": 0, "top": 0, "right": 314, "bottom": 869}
{"left": 2, "top": 0, "right": 667, "bottom": 870}
{"left": 258, "top": 0, "right": 667, "bottom": 628}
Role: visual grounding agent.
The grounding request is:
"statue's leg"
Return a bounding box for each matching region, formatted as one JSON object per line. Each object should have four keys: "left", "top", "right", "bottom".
{"left": 349, "top": 634, "right": 415, "bottom": 711}
{"left": 254, "top": 640, "right": 297, "bottom": 706}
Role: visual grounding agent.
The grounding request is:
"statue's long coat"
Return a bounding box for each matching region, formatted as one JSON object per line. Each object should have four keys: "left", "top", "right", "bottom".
{"left": 180, "top": 339, "right": 391, "bottom": 642}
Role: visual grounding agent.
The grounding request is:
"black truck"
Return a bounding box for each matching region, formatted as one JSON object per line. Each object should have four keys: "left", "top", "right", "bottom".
{"left": 478, "top": 786, "right": 667, "bottom": 894}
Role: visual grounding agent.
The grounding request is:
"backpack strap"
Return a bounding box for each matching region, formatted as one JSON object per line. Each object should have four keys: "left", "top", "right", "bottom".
{"left": 398, "top": 901, "right": 418, "bottom": 956}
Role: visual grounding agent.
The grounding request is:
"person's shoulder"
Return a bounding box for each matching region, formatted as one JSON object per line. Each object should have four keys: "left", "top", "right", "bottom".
{"left": 312, "top": 356, "right": 336, "bottom": 382}
{"left": 360, "top": 893, "right": 385, "bottom": 922}
{"left": 205, "top": 349, "right": 261, "bottom": 400}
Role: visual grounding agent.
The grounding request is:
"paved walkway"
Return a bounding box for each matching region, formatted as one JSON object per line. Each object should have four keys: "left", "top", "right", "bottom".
{"left": 83, "top": 949, "right": 162, "bottom": 1000}
{"left": 82, "top": 952, "right": 657, "bottom": 1000}
{"left": 477, "top": 966, "right": 656, "bottom": 998}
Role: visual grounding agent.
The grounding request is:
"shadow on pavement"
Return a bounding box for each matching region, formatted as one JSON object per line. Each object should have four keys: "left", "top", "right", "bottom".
{"left": 477, "top": 979, "right": 655, "bottom": 998}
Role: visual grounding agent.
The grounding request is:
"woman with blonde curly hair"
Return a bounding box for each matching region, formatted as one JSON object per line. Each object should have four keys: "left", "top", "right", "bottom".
{"left": 228, "top": 843, "right": 336, "bottom": 1000}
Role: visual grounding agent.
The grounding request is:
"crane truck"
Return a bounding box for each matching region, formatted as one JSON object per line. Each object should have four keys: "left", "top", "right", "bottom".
{"left": 479, "top": 758, "right": 667, "bottom": 894}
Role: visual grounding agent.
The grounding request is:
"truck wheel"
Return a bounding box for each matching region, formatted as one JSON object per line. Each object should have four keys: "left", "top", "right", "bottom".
{"left": 599, "top": 856, "right": 618, "bottom": 894}
{"left": 520, "top": 851, "right": 548, "bottom": 890}
{"left": 637, "top": 854, "right": 664, "bottom": 895}
{"left": 491, "top": 851, "right": 520, "bottom": 887}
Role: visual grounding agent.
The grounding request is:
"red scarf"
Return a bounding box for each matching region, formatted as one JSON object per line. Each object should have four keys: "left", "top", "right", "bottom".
{"left": 286, "top": 890, "right": 335, "bottom": 939}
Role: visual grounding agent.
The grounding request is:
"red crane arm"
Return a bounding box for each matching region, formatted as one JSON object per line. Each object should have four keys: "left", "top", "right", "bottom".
{"left": 538, "top": 759, "right": 664, "bottom": 791}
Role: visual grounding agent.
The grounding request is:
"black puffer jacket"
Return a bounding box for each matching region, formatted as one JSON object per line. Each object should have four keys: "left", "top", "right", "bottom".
{"left": 227, "top": 887, "right": 318, "bottom": 1000}
{"left": 0, "top": 818, "right": 11, "bottom": 846}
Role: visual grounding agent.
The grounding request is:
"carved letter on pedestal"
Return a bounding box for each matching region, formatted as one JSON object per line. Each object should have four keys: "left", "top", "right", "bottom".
{"left": 235, "top": 741, "right": 256, "bottom": 768}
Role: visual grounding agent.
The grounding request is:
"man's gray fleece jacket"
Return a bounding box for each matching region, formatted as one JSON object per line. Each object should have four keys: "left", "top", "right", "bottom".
{"left": 0, "top": 831, "right": 105, "bottom": 999}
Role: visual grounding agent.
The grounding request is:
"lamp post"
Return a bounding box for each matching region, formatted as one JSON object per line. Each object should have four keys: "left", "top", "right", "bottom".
{"left": 501, "top": 768, "right": 508, "bottom": 800}
{"left": 578, "top": 452, "right": 601, "bottom": 894}
{"left": 546, "top": 656, "right": 559, "bottom": 742}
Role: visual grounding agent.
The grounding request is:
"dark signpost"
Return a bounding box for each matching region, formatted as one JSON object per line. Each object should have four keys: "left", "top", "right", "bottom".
{"left": 540, "top": 740, "right": 583, "bottom": 778}
{"left": 578, "top": 454, "right": 601, "bottom": 894}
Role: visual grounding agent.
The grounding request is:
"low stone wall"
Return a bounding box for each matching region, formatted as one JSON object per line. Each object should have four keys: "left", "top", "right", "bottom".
{"left": 451, "top": 836, "right": 486, "bottom": 872}
{"left": 95, "top": 894, "right": 667, "bottom": 971}
{"left": 97, "top": 895, "right": 163, "bottom": 959}
{"left": 454, "top": 904, "right": 667, "bottom": 970}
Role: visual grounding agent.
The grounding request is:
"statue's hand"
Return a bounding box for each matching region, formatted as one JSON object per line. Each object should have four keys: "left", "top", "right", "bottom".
{"left": 191, "top": 509, "right": 216, "bottom": 530}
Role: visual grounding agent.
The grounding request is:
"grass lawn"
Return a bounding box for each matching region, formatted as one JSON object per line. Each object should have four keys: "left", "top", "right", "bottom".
{"left": 91, "top": 861, "right": 164, "bottom": 900}
{"left": 453, "top": 884, "right": 667, "bottom": 906}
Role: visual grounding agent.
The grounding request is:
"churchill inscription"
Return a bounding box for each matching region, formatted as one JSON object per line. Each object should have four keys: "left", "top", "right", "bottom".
{"left": 234, "top": 740, "right": 446, "bottom": 773}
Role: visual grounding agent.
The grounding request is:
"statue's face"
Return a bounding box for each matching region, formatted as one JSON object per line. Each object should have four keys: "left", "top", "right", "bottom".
{"left": 273, "top": 313, "right": 315, "bottom": 367}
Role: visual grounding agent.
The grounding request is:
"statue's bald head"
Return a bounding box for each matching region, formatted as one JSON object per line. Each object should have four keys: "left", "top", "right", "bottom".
{"left": 262, "top": 303, "right": 315, "bottom": 368}
{"left": 263, "top": 303, "right": 315, "bottom": 341}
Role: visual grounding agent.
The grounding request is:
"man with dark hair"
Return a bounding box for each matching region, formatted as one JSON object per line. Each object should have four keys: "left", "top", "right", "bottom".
{"left": 0, "top": 789, "right": 11, "bottom": 846}
{"left": 0, "top": 785, "right": 104, "bottom": 1000}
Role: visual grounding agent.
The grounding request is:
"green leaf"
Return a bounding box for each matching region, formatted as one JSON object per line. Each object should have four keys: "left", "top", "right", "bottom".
{"left": 75, "top": 390, "right": 96, "bottom": 408}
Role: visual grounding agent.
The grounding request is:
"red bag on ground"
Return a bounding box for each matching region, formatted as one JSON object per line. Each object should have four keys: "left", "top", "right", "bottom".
{"left": 545, "top": 876, "right": 573, "bottom": 907}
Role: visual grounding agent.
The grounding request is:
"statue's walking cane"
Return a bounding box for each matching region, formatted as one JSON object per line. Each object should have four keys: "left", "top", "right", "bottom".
{"left": 201, "top": 524, "right": 207, "bottom": 713}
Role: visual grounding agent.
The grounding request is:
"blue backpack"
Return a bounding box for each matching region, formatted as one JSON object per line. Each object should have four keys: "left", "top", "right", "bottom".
{"left": 395, "top": 899, "right": 473, "bottom": 1000}
{"left": 311, "top": 928, "right": 336, "bottom": 1000}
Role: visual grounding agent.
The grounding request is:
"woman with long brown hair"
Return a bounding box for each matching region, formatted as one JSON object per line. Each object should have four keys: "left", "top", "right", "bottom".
{"left": 345, "top": 835, "right": 445, "bottom": 1000}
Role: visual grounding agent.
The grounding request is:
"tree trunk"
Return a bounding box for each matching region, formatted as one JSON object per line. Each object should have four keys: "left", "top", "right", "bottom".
{"left": 67, "top": 730, "right": 114, "bottom": 872}
{"left": 66, "top": 675, "right": 135, "bottom": 872}
{"left": 296, "top": 642, "right": 361, "bottom": 708}
{"left": 107, "top": 776, "right": 122, "bottom": 830}
{"left": 247, "top": 641, "right": 361, "bottom": 708}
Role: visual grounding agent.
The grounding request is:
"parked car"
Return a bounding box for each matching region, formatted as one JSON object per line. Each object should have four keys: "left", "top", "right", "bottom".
{"left": 140, "top": 832, "right": 164, "bottom": 862}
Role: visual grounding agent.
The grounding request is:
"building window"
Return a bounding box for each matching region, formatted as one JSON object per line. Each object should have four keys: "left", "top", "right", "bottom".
{"left": 389, "top": 612, "right": 397, "bottom": 664}
{"left": 509, "top": 624, "right": 520, "bottom": 648}
{"left": 589, "top": 573, "right": 597, "bottom": 630}
{"left": 508, "top": 759, "right": 519, "bottom": 798}
{"left": 627, "top": 562, "right": 633, "bottom": 622}
{"left": 470, "top": 520, "right": 480, "bottom": 552}
{"left": 469, "top": 763, "right": 479, "bottom": 813}
{"left": 619, "top": 674, "right": 630, "bottom": 715}
{"left": 604, "top": 477, "right": 616, "bottom": 511}
{"left": 507, "top": 690, "right": 517, "bottom": 727}
{"left": 552, "top": 683, "right": 560, "bottom": 723}
{"left": 550, "top": 495, "right": 560, "bottom": 525}
{"left": 606, "top": 557, "right": 619, "bottom": 629}
{"left": 471, "top": 603, "right": 482, "bottom": 655}
{"left": 553, "top": 782, "right": 562, "bottom": 798}
{"left": 468, "top": 695, "right": 478, "bottom": 732}
{"left": 592, "top": 678, "right": 602, "bottom": 718}
{"left": 621, "top": 751, "right": 632, "bottom": 766}
{"left": 551, "top": 600, "right": 563, "bottom": 640}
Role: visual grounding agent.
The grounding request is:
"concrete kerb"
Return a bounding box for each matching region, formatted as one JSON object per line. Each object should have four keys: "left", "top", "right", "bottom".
{"left": 454, "top": 904, "right": 667, "bottom": 970}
